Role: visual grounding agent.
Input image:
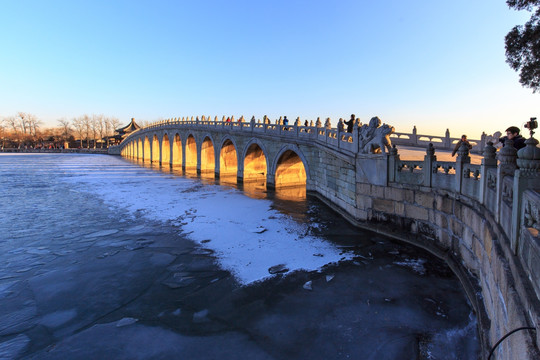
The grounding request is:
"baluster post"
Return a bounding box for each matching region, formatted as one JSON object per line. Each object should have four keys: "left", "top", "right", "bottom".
{"left": 424, "top": 143, "right": 436, "bottom": 187}
{"left": 495, "top": 140, "right": 518, "bottom": 223}
{"left": 388, "top": 145, "right": 400, "bottom": 182}
{"left": 479, "top": 141, "right": 497, "bottom": 205}
{"left": 455, "top": 141, "right": 471, "bottom": 193}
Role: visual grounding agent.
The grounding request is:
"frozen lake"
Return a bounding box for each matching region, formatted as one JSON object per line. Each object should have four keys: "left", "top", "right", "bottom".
{"left": 0, "top": 154, "right": 479, "bottom": 359}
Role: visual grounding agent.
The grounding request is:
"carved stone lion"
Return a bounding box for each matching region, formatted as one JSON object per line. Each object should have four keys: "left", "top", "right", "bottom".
{"left": 362, "top": 123, "right": 395, "bottom": 154}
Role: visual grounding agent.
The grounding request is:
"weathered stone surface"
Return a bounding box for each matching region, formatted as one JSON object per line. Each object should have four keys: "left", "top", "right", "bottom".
{"left": 450, "top": 218, "right": 464, "bottom": 237}
{"left": 394, "top": 202, "right": 405, "bottom": 216}
{"left": 404, "top": 204, "right": 429, "bottom": 221}
{"left": 373, "top": 199, "right": 394, "bottom": 213}
{"left": 435, "top": 194, "right": 453, "bottom": 214}
{"left": 356, "top": 195, "right": 373, "bottom": 210}
{"left": 414, "top": 192, "right": 435, "bottom": 208}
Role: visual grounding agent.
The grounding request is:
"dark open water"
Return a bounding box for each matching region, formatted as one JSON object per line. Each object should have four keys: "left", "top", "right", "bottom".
{"left": 0, "top": 154, "right": 478, "bottom": 359}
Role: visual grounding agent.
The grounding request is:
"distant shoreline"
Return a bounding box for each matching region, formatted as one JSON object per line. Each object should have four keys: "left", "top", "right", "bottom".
{"left": 0, "top": 148, "right": 109, "bottom": 154}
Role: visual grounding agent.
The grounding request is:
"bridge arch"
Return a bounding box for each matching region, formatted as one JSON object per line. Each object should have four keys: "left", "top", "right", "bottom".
{"left": 200, "top": 134, "right": 216, "bottom": 175}
{"left": 272, "top": 145, "right": 309, "bottom": 188}
{"left": 137, "top": 138, "right": 143, "bottom": 160}
{"left": 242, "top": 138, "right": 269, "bottom": 183}
{"left": 151, "top": 134, "right": 160, "bottom": 163}
{"left": 172, "top": 133, "right": 183, "bottom": 167}
{"left": 161, "top": 134, "right": 171, "bottom": 166}
{"left": 185, "top": 134, "right": 198, "bottom": 171}
{"left": 219, "top": 137, "right": 239, "bottom": 179}
{"left": 143, "top": 136, "right": 151, "bottom": 162}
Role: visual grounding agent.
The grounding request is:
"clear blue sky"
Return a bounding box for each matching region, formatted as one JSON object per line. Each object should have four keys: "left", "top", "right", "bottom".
{"left": 0, "top": 0, "right": 537, "bottom": 138}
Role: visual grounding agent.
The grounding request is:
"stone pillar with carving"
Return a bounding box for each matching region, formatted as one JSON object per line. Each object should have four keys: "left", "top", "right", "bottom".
{"left": 454, "top": 141, "right": 471, "bottom": 193}
{"left": 479, "top": 141, "right": 497, "bottom": 205}
{"left": 511, "top": 136, "right": 540, "bottom": 253}
{"left": 495, "top": 140, "right": 518, "bottom": 223}
{"left": 337, "top": 118, "right": 344, "bottom": 133}
{"left": 325, "top": 118, "right": 331, "bottom": 129}
{"left": 444, "top": 128, "right": 451, "bottom": 148}
{"left": 388, "top": 144, "right": 400, "bottom": 182}
{"left": 424, "top": 143, "right": 436, "bottom": 188}
{"left": 316, "top": 117, "right": 322, "bottom": 128}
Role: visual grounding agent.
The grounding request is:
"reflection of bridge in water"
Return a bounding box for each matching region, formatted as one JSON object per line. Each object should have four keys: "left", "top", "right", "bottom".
{"left": 110, "top": 117, "right": 540, "bottom": 359}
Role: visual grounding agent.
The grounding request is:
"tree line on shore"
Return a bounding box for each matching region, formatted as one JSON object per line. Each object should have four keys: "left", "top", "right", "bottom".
{"left": 0, "top": 113, "right": 146, "bottom": 149}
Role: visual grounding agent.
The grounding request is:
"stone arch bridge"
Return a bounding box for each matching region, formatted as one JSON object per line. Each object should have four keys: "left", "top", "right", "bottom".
{"left": 110, "top": 117, "right": 540, "bottom": 360}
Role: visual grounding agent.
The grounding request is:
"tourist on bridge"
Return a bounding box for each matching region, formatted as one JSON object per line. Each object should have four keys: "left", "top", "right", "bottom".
{"left": 451, "top": 134, "right": 472, "bottom": 157}
{"left": 499, "top": 126, "right": 526, "bottom": 150}
{"left": 344, "top": 114, "right": 355, "bottom": 133}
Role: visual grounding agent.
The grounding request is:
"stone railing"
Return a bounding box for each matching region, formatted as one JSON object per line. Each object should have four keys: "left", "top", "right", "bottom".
{"left": 114, "top": 115, "right": 370, "bottom": 155}
{"left": 390, "top": 127, "right": 503, "bottom": 154}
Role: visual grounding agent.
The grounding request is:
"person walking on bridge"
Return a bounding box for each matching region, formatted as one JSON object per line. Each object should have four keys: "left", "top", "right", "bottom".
{"left": 344, "top": 114, "right": 355, "bottom": 133}
{"left": 451, "top": 135, "right": 472, "bottom": 157}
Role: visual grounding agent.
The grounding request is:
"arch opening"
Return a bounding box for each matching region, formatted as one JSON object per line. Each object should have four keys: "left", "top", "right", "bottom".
{"left": 220, "top": 139, "right": 237, "bottom": 183}
{"left": 275, "top": 150, "right": 307, "bottom": 187}
{"left": 143, "top": 137, "right": 151, "bottom": 162}
{"left": 201, "top": 137, "right": 215, "bottom": 177}
{"left": 275, "top": 150, "right": 307, "bottom": 199}
{"left": 152, "top": 135, "right": 160, "bottom": 163}
{"left": 185, "top": 135, "right": 197, "bottom": 172}
{"left": 162, "top": 134, "right": 170, "bottom": 166}
{"left": 172, "top": 134, "right": 182, "bottom": 167}
{"left": 244, "top": 143, "right": 267, "bottom": 182}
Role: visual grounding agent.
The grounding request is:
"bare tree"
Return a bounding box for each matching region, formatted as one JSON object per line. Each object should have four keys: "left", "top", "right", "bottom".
{"left": 80, "top": 115, "right": 91, "bottom": 148}
{"left": 0, "top": 117, "right": 5, "bottom": 149}
{"left": 90, "top": 115, "right": 99, "bottom": 149}
{"left": 57, "top": 119, "right": 71, "bottom": 141}
{"left": 108, "top": 117, "right": 121, "bottom": 146}
{"left": 27, "top": 114, "right": 42, "bottom": 138}
{"left": 109, "top": 117, "right": 121, "bottom": 133}
{"left": 96, "top": 115, "right": 105, "bottom": 148}
{"left": 57, "top": 118, "right": 71, "bottom": 148}
{"left": 16, "top": 112, "right": 28, "bottom": 135}
{"left": 72, "top": 117, "right": 85, "bottom": 148}
{"left": 6, "top": 116, "right": 21, "bottom": 147}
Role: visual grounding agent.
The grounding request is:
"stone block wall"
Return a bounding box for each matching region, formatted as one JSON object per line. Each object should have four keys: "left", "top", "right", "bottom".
{"left": 348, "top": 182, "right": 540, "bottom": 360}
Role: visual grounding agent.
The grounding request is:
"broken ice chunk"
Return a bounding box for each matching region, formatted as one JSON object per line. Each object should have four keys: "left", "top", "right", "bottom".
{"left": 251, "top": 226, "right": 267, "bottom": 234}
{"left": 193, "top": 309, "right": 209, "bottom": 323}
{"left": 303, "top": 281, "right": 313, "bottom": 290}
{"left": 325, "top": 275, "right": 334, "bottom": 282}
{"left": 268, "top": 264, "right": 289, "bottom": 274}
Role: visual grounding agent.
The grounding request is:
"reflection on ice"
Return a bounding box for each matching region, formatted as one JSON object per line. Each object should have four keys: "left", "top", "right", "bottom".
{"left": 60, "top": 157, "right": 352, "bottom": 285}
